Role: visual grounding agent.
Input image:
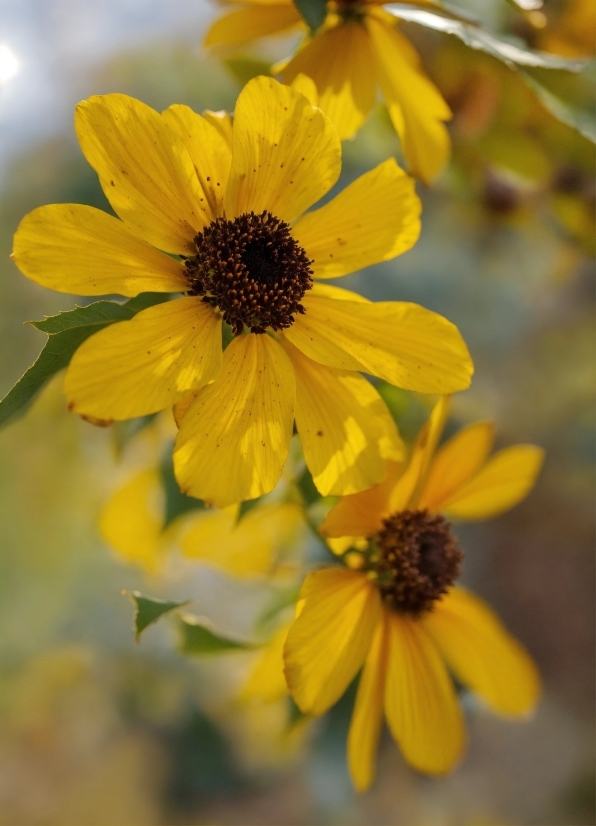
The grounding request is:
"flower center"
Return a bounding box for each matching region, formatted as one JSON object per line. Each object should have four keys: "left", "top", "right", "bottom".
{"left": 371, "top": 510, "right": 463, "bottom": 616}
{"left": 334, "top": 0, "right": 368, "bottom": 21}
{"left": 184, "top": 211, "right": 314, "bottom": 335}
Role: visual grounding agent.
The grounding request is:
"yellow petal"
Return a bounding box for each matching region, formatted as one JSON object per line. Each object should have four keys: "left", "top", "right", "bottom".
{"left": 181, "top": 502, "right": 304, "bottom": 577}
{"left": 418, "top": 421, "right": 496, "bottom": 512}
{"left": 310, "top": 281, "right": 370, "bottom": 303}
{"left": 225, "top": 76, "right": 341, "bottom": 224}
{"left": 202, "top": 109, "right": 233, "bottom": 150}
{"left": 174, "top": 334, "right": 295, "bottom": 507}
{"left": 367, "top": 17, "right": 451, "bottom": 183}
{"left": 320, "top": 461, "right": 403, "bottom": 539}
{"left": 289, "top": 73, "right": 318, "bottom": 105}
{"left": 384, "top": 611, "right": 465, "bottom": 775}
{"left": 282, "top": 21, "right": 377, "bottom": 140}
{"left": 99, "top": 469, "right": 165, "bottom": 574}
{"left": 242, "top": 623, "right": 291, "bottom": 703}
{"left": 64, "top": 298, "right": 222, "bottom": 419}
{"left": 424, "top": 588, "right": 540, "bottom": 716}
{"left": 284, "top": 569, "right": 381, "bottom": 715}
{"left": 441, "top": 445, "right": 545, "bottom": 521}
{"left": 12, "top": 204, "right": 188, "bottom": 297}
{"left": 347, "top": 611, "right": 389, "bottom": 792}
{"left": 282, "top": 340, "right": 403, "bottom": 496}
{"left": 204, "top": 5, "right": 301, "bottom": 46}
{"left": 75, "top": 93, "right": 208, "bottom": 254}
{"left": 293, "top": 158, "right": 421, "bottom": 280}
{"left": 392, "top": 395, "right": 450, "bottom": 512}
{"left": 286, "top": 295, "right": 474, "bottom": 393}
{"left": 162, "top": 105, "right": 231, "bottom": 218}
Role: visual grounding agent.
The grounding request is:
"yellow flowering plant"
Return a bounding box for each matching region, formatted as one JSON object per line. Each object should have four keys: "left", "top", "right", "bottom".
{"left": 283, "top": 396, "right": 544, "bottom": 790}
{"left": 11, "top": 76, "right": 474, "bottom": 509}
{"left": 205, "top": 0, "right": 590, "bottom": 183}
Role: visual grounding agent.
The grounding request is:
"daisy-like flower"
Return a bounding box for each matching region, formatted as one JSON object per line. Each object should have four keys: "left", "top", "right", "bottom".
{"left": 12, "top": 76, "right": 472, "bottom": 508}
{"left": 205, "top": 1, "right": 452, "bottom": 182}
{"left": 284, "top": 396, "right": 544, "bottom": 790}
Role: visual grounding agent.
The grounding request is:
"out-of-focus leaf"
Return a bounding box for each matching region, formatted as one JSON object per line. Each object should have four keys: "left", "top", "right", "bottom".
{"left": 235, "top": 497, "right": 263, "bottom": 525}
{"left": 112, "top": 414, "right": 157, "bottom": 456}
{"left": 178, "top": 615, "right": 250, "bottom": 655}
{"left": 386, "top": 5, "right": 586, "bottom": 71}
{"left": 125, "top": 590, "right": 190, "bottom": 643}
{"left": 297, "top": 464, "right": 320, "bottom": 506}
{"left": 519, "top": 70, "right": 596, "bottom": 143}
{"left": 0, "top": 293, "right": 171, "bottom": 430}
{"left": 294, "top": 0, "right": 327, "bottom": 33}
{"left": 255, "top": 585, "right": 300, "bottom": 635}
{"left": 286, "top": 695, "right": 309, "bottom": 731}
{"left": 161, "top": 448, "right": 206, "bottom": 528}
{"left": 224, "top": 56, "right": 271, "bottom": 86}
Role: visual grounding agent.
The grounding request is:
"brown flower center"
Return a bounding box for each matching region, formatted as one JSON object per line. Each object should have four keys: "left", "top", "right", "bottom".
{"left": 184, "top": 211, "right": 313, "bottom": 335}
{"left": 372, "top": 510, "right": 463, "bottom": 616}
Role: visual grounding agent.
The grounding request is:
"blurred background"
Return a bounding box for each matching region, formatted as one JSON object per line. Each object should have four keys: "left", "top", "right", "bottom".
{"left": 0, "top": 1, "right": 594, "bottom": 823}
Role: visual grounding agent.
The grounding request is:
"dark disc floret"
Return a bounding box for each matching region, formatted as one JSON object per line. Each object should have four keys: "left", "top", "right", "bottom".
{"left": 184, "top": 210, "right": 314, "bottom": 335}
{"left": 372, "top": 509, "right": 463, "bottom": 616}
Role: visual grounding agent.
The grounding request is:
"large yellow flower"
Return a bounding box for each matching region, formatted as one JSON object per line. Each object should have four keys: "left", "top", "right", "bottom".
{"left": 12, "top": 76, "right": 472, "bottom": 508}
{"left": 205, "top": 1, "right": 452, "bottom": 182}
{"left": 284, "top": 397, "right": 544, "bottom": 790}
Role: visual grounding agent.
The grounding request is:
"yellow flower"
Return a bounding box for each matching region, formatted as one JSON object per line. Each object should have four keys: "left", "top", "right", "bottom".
{"left": 205, "top": 1, "right": 452, "bottom": 182}
{"left": 100, "top": 465, "right": 305, "bottom": 578}
{"left": 12, "top": 76, "right": 472, "bottom": 507}
{"left": 284, "top": 397, "right": 544, "bottom": 790}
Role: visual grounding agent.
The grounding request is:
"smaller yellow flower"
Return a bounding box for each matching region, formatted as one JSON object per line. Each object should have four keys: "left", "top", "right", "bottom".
{"left": 284, "top": 397, "right": 544, "bottom": 790}
{"left": 205, "top": 0, "right": 452, "bottom": 182}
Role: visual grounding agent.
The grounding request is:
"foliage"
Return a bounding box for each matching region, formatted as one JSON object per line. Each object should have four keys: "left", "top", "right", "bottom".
{"left": 0, "top": 293, "right": 171, "bottom": 430}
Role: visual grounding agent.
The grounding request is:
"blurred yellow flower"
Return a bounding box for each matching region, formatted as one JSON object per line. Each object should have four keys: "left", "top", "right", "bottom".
{"left": 100, "top": 464, "right": 305, "bottom": 579}
{"left": 205, "top": 0, "right": 452, "bottom": 182}
{"left": 12, "top": 75, "right": 473, "bottom": 507}
{"left": 284, "top": 396, "right": 544, "bottom": 790}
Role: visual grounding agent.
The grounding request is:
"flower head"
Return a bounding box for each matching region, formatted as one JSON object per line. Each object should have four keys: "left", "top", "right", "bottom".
{"left": 205, "top": 1, "right": 452, "bottom": 182}
{"left": 284, "top": 397, "right": 544, "bottom": 790}
{"left": 12, "top": 77, "right": 472, "bottom": 507}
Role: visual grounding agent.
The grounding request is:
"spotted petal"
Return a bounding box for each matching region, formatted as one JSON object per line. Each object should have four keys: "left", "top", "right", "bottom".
{"left": 282, "top": 339, "right": 404, "bottom": 496}
{"left": 225, "top": 76, "right": 341, "bottom": 224}
{"left": 64, "top": 298, "right": 222, "bottom": 420}
{"left": 286, "top": 295, "right": 474, "bottom": 393}
{"left": 12, "top": 204, "right": 187, "bottom": 297}
{"left": 75, "top": 93, "right": 209, "bottom": 254}
{"left": 174, "top": 334, "right": 295, "bottom": 507}
{"left": 293, "top": 158, "right": 421, "bottom": 280}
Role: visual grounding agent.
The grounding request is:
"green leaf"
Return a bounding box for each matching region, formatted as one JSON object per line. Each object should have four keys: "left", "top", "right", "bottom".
{"left": 178, "top": 615, "right": 250, "bottom": 656}
{"left": 125, "top": 590, "right": 190, "bottom": 643}
{"left": 286, "top": 695, "right": 309, "bottom": 731}
{"left": 294, "top": 0, "right": 327, "bottom": 34}
{"left": 0, "top": 293, "right": 171, "bottom": 430}
{"left": 224, "top": 56, "right": 272, "bottom": 87}
{"left": 519, "top": 70, "right": 596, "bottom": 143}
{"left": 160, "top": 448, "right": 206, "bottom": 528}
{"left": 297, "top": 464, "right": 320, "bottom": 506}
{"left": 386, "top": 5, "right": 586, "bottom": 71}
{"left": 112, "top": 414, "right": 157, "bottom": 456}
{"left": 235, "top": 497, "right": 262, "bottom": 525}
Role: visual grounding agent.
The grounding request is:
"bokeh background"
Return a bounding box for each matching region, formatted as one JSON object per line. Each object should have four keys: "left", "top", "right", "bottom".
{"left": 0, "top": 1, "right": 594, "bottom": 824}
